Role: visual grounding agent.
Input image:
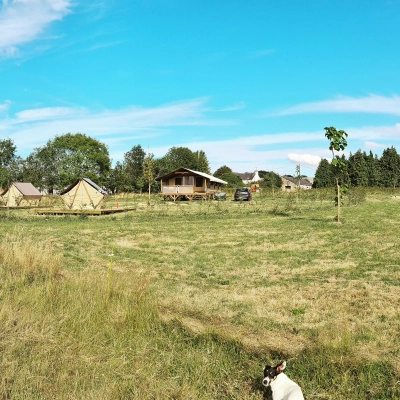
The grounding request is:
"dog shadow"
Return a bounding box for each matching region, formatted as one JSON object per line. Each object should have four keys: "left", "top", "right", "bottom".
{"left": 249, "top": 376, "right": 273, "bottom": 400}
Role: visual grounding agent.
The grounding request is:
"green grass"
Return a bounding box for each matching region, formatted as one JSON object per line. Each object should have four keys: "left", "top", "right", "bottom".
{"left": 1, "top": 188, "right": 400, "bottom": 398}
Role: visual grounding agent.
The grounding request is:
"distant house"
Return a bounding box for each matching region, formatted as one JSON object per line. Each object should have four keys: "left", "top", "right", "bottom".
{"left": 0, "top": 182, "right": 42, "bottom": 207}
{"left": 235, "top": 170, "right": 262, "bottom": 184}
{"left": 155, "top": 168, "right": 228, "bottom": 201}
{"left": 281, "top": 175, "right": 313, "bottom": 191}
{"left": 60, "top": 178, "right": 108, "bottom": 209}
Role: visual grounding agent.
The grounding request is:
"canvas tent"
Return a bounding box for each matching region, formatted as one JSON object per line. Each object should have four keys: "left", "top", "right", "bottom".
{"left": 0, "top": 182, "right": 42, "bottom": 207}
{"left": 60, "top": 178, "right": 107, "bottom": 210}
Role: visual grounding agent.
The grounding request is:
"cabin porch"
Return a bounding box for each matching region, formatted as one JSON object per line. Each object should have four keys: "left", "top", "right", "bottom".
{"left": 161, "top": 185, "right": 216, "bottom": 201}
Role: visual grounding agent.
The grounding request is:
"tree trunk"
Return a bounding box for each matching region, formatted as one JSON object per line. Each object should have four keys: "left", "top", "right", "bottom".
{"left": 336, "top": 178, "right": 341, "bottom": 223}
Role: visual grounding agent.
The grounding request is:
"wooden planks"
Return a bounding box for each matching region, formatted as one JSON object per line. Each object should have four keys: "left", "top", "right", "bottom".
{"left": 34, "top": 207, "right": 135, "bottom": 216}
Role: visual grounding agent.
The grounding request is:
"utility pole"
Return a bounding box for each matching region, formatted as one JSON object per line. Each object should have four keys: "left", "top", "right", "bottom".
{"left": 295, "top": 164, "right": 301, "bottom": 200}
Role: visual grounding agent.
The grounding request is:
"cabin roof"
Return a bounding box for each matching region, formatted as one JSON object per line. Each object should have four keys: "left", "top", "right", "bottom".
{"left": 156, "top": 168, "right": 228, "bottom": 184}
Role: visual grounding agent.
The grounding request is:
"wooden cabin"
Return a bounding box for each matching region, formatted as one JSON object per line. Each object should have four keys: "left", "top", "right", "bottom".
{"left": 156, "top": 168, "right": 227, "bottom": 201}
{"left": 0, "top": 182, "right": 42, "bottom": 207}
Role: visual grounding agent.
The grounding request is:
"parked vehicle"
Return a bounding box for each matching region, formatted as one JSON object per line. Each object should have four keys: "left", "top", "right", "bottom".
{"left": 234, "top": 187, "right": 252, "bottom": 201}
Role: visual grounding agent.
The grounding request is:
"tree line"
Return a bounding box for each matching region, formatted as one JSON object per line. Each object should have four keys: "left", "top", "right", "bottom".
{"left": 313, "top": 146, "right": 400, "bottom": 188}
{"left": 0, "top": 133, "right": 213, "bottom": 193}
{"left": 212, "top": 165, "right": 282, "bottom": 188}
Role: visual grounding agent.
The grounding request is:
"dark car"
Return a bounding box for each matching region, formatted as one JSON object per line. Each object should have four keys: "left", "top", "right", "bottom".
{"left": 234, "top": 187, "right": 252, "bottom": 201}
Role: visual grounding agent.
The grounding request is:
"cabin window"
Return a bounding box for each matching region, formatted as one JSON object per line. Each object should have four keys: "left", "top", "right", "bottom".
{"left": 175, "top": 177, "right": 182, "bottom": 185}
{"left": 196, "top": 177, "right": 203, "bottom": 187}
{"left": 285, "top": 185, "right": 291, "bottom": 190}
{"left": 184, "top": 176, "right": 194, "bottom": 185}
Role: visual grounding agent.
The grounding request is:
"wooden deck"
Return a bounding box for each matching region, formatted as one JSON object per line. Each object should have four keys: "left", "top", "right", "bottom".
{"left": 34, "top": 207, "right": 135, "bottom": 216}
{"left": 162, "top": 193, "right": 213, "bottom": 201}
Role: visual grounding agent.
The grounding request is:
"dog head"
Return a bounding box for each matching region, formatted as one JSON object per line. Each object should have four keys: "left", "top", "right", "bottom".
{"left": 262, "top": 361, "right": 286, "bottom": 387}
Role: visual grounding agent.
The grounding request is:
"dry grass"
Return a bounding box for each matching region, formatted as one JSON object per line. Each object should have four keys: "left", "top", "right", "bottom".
{"left": 1, "top": 189, "right": 400, "bottom": 398}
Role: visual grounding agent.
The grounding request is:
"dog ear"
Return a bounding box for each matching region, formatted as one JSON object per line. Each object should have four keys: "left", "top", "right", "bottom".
{"left": 277, "top": 361, "right": 286, "bottom": 373}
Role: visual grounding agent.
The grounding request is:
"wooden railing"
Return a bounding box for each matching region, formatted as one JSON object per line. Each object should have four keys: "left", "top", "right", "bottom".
{"left": 161, "top": 185, "right": 195, "bottom": 194}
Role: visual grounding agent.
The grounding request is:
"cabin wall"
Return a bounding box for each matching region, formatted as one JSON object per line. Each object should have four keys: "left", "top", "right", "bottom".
{"left": 159, "top": 172, "right": 225, "bottom": 198}
{"left": 207, "top": 181, "right": 222, "bottom": 192}
{"left": 162, "top": 175, "right": 207, "bottom": 194}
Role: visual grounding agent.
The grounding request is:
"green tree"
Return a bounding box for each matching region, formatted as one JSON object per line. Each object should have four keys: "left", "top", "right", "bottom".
{"left": 260, "top": 171, "right": 282, "bottom": 188}
{"left": 324, "top": 126, "right": 348, "bottom": 223}
{"left": 258, "top": 170, "right": 268, "bottom": 178}
{"left": 348, "top": 150, "right": 368, "bottom": 187}
{"left": 0, "top": 138, "right": 17, "bottom": 188}
{"left": 158, "top": 147, "right": 197, "bottom": 176}
{"left": 107, "top": 161, "right": 130, "bottom": 193}
{"left": 213, "top": 165, "right": 243, "bottom": 186}
{"left": 193, "top": 150, "right": 211, "bottom": 174}
{"left": 26, "top": 133, "right": 111, "bottom": 193}
{"left": 213, "top": 165, "right": 233, "bottom": 178}
{"left": 124, "top": 145, "right": 145, "bottom": 191}
{"left": 313, "top": 158, "right": 333, "bottom": 188}
{"left": 365, "top": 150, "right": 381, "bottom": 187}
{"left": 24, "top": 144, "right": 59, "bottom": 192}
{"left": 379, "top": 146, "right": 400, "bottom": 188}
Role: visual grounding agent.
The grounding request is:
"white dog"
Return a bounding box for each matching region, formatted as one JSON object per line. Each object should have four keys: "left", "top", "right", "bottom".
{"left": 262, "top": 361, "right": 304, "bottom": 400}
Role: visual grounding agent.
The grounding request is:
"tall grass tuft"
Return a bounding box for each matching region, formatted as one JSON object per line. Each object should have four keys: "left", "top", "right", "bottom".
{"left": 0, "top": 231, "right": 62, "bottom": 285}
{"left": 0, "top": 233, "right": 263, "bottom": 399}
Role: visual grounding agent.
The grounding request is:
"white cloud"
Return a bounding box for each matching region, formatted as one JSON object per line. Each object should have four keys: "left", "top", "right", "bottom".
{"left": 86, "top": 40, "right": 123, "bottom": 52}
{"left": 0, "top": 0, "right": 72, "bottom": 57}
{"left": 15, "top": 106, "right": 81, "bottom": 122}
{"left": 146, "top": 133, "right": 331, "bottom": 175}
{"left": 364, "top": 141, "right": 388, "bottom": 150}
{"left": 3, "top": 98, "right": 234, "bottom": 151}
{"left": 348, "top": 124, "right": 400, "bottom": 141}
{"left": 271, "top": 94, "right": 400, "bottom": 116}
{"left": 3, "top": 98, "right": 400, "bottom": 176}
{"left": 248, "top": 49, "right": 275, "bottom": 59}
{"left": 0, "top": 100, "right": 11, "bottom": 111}
{"left": 287, "top": 153, "right": 322, "bottom": 168}
{"left": 208, "top": 101, "right": 246, "bottom": 112}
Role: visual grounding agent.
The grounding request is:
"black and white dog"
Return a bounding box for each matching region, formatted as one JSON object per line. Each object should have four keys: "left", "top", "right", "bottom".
{"left": 262, "top": 361, "right": 304, "bottom": 400}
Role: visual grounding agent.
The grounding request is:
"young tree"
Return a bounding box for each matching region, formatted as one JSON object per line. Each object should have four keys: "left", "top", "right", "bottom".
{"left": 143, "top": 152, "right": 156, "bottom": 202}
{"left": 324, "top": 126, "right": 348, "bottom": 223}
{"left": 260, "top": 171, "right": 282, "bottom": 198}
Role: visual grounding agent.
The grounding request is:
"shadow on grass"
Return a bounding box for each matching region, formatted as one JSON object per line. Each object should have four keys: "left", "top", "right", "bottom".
{"left": 248, "top": 376, "right": 272, "bottom": 399}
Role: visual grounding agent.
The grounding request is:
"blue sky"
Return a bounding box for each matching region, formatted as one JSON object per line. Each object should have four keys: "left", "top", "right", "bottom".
{"left": 1, "top": 0, "right": 400, "bottom": 177}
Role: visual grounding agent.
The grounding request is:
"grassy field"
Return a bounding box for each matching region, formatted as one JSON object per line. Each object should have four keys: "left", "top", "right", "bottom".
{"left": 1, "top": 188, "right": 399, "bottom": 399}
